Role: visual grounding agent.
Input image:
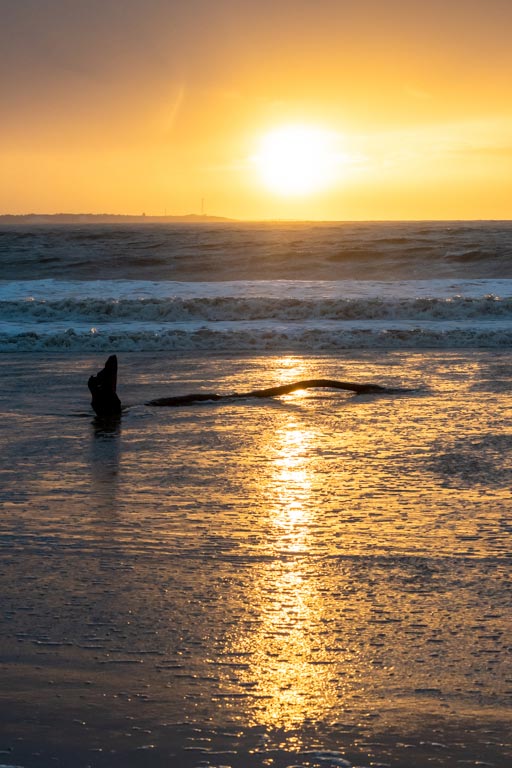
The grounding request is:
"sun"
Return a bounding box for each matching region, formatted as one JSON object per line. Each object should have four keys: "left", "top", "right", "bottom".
{"left": 253, "top": 124, "right": 344, "bottom": 196}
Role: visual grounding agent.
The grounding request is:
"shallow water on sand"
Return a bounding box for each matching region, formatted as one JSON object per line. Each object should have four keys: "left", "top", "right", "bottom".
{"left": 0, "top": 350, "right": 511, "bottom": 767}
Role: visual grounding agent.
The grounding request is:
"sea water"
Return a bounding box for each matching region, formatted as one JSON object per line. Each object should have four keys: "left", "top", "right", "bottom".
{"left": 1, "top": 221, "right": 512, "bottom": 353}
{"left": 0, "top": 222, "right": 511, "bottom": 767}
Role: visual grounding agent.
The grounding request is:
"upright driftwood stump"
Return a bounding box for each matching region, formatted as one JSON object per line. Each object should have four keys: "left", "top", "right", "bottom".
{"left": 88, "top": 355, "right": 122, "bottom": 418}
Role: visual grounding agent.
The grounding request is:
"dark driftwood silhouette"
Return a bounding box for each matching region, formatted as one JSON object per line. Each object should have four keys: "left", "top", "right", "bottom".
{"left": 88, "top": 356, "right": 411, "bottom": 417}
{"left": 147, "top": 379, "right": 408, "bottom": 407}
{"left": 88, "top": 355, "right": 122, "bottom": 418}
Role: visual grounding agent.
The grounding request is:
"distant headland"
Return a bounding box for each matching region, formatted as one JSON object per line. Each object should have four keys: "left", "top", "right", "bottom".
{"left": 0, "top": 213, "right": 234, "bottom": 224}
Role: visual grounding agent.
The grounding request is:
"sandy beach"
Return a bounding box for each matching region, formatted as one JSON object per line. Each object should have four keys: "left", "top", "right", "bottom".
{"left": 0, "top": 350, "right": 510, "bottom": 767}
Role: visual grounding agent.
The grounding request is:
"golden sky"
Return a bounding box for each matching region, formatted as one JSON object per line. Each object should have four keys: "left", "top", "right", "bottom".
{"left": 1, "top": 0, "right": 512, "bottom": 220}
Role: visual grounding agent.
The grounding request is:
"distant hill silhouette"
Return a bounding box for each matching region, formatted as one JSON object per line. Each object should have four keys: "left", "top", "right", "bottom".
{"left": 0, "top": 213, "right": 234, "bottom": 224}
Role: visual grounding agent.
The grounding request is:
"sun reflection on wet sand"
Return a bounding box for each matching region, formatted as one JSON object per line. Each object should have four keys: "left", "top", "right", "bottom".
{"left": 271, "top": 415, "right": 313, "bottom": 551}
{"left": 1, "top": 352, "right": 511, "bottom": 765}
{"left": 228, "top": 409, "right": 349, "bottom": 730}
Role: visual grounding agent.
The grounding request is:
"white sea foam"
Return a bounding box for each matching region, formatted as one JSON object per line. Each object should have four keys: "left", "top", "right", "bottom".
{"left": 1, "top": 279, "right": 511, "bottom": 351}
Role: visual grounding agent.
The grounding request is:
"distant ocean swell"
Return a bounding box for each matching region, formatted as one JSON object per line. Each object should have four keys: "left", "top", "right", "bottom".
{"left": 2, "top": 221, "right": 512, "bottom": 281}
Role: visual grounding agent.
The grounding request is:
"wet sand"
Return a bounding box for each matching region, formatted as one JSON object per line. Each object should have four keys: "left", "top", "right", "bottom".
{"left": 0, "top": 351, "right": 511, "bottom": 767}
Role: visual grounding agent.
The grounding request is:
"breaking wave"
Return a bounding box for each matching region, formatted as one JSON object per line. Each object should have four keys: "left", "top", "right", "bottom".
{"left": 2, "top": 324, "right": 511, "bottom": 352}
{"left": 0, "top": 279, "right": 510, "bottom": 351}
{"left": 2, "top": 294, "right": 511, "bottom": 323}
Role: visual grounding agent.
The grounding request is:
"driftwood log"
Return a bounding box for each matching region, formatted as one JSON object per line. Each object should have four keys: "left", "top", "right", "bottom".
{"left": 88, "top": 356, "right": 411, "bottom": 418}
{"left": 147, "top": 379, "right": 398, "bottom": 407}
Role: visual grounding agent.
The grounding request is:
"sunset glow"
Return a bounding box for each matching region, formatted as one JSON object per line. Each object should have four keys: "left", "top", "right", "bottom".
{"left": 1, "top": 1, "right": 511, "bottom": 219}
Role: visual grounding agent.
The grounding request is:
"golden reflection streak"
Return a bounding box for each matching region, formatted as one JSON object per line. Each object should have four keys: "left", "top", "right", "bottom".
{"left": 227, "top": 404, "right": 350, "bottom": 730}
{"left": 270, "top": 416, "right": 313, "bottom": 553}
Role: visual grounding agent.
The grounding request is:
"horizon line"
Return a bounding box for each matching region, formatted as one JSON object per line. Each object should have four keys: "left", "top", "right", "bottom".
{"left": 1, "top": 212, "right": 511, "bottom": 224}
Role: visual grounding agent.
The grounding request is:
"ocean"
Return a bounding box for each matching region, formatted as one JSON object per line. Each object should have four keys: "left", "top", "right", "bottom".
{"left": 0, "top": 221, "right": 511, "bottom": 767}
{"left": 1, "top": 221, "right": 512, "bottom": 352}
